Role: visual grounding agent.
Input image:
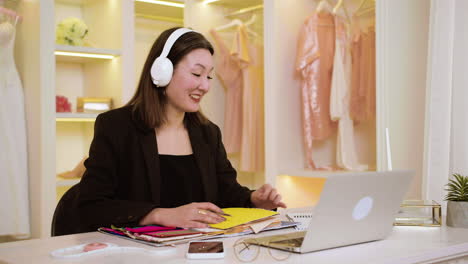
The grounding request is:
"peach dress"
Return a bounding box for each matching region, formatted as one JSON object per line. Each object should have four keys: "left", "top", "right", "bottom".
{"left": 235, "top": 25, "right": 264, "bottom": 172}
{"left": 210, "top": 26, "right": 264, "bottom": 172}
{"left": 295, "top": 11, "right": 336, "bottom": 169}
{"left": 210, "top": 29, "right": 243, "bottom": 154}
{"left": 330, "top": 18, "right": 368, "bottom": 171}
{"left": 350, "top": 27, "right": 376, "bottom": 122}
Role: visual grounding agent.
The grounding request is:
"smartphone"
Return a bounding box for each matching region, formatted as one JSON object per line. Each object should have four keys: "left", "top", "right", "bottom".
{"left": 186, "top": 241, "right": 225, "bottom": 259}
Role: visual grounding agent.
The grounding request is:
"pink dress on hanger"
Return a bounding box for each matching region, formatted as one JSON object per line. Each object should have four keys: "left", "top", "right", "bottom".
{"left": 236, "top": 25, "right": 264, "bottom": 172}
{"left": 350, "top": 26, "right": 376, "bottom": 122}
{"left": 295, "top": 11, "right": 336, "bottom": 169}
{"left": 330, "top": 18, "right": 368, "bottom": 171}
{"left": 210, "top": 26, "right": 264, "bottom": 172}
{"left": 210, "top": 29, "right": 243, "bottom": 154}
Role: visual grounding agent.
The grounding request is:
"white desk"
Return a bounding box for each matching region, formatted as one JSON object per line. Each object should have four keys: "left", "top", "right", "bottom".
{"left": 1, "top": 224, "right": 467, "bottom": 263}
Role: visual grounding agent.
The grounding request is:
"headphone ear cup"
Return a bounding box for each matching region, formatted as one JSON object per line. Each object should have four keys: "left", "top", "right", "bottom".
{"left": 150, "top": 56, "right": 174, "bottom": 87}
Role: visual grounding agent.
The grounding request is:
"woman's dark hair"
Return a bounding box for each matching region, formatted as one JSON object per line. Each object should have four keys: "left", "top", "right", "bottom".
{"left": 126, "top": 27, "right": 214, "bottom": 129}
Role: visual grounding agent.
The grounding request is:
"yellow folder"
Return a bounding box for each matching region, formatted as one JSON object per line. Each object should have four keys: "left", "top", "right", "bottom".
{"left": 209, "top": 208, "right": 278, "bottom": 230}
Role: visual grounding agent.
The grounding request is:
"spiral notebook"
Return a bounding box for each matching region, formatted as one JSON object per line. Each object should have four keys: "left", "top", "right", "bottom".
{"left": 286, "top": 212, "right": 314, "bottom": 231}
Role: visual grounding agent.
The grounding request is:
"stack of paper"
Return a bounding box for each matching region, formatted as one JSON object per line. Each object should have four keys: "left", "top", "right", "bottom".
{"left": 98, "top": 225, "right": 208, "bottom": 246}
{"left": 98, "top": 208, "right": 295, "bottom": 247}
{"left": 209, "top": 208, "right": 279, "bottom": 230}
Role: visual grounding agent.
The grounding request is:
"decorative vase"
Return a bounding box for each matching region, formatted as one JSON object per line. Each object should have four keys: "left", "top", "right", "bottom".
{"left": 446, "top": 201, "right": 468, "bottom": 228}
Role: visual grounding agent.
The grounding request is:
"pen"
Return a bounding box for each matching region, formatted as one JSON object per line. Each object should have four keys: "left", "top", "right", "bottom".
{"left": 217, "top": 211, "right": 232, "bottom": 217}
{"left": 198, "top": 210, "right": 231, "bottom": 217}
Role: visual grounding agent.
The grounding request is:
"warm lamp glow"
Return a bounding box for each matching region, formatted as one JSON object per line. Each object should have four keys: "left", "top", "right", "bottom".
{"left": 54, "top": 51, "right": 115, "bottom": 60}
{"left": 56, "top": 118, "right": 96, "bottom": 122}
{"left": 276, "top": 175, "right": 326, "bottom": 208}
{"left": 202, "top": 0, "right": 220, "bottom": 4}
{"left": 135, "top": 0, "right": 184, "bottom": 8}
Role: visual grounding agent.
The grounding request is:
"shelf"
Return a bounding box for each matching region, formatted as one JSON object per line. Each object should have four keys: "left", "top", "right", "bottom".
{"left": 56, "top": 112, "right": 98, "bottom": 122}
{"left": 55, "top": 45, "right": 121, "bottom": 63}
{"left": 278, "top": 169, "right": 378, "bottom": 178}
{"left": 56, "top": 178, "right": 81, "bottom": 187}
{"left": 55, "top": 0, "right": 84, "bottom": 5}
{"left": 208, "top": 0, "right": 263, "bottom": 9}
{"left": 135, "top": 0, "right": 184, "bottom": 23}
{"left": 278, "top": 170, "right": 338, "bottom": 178}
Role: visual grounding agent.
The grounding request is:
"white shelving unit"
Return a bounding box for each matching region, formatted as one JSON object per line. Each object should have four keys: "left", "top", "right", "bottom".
{"left": 53, "top": 0, "right": 127, "bottom": 204}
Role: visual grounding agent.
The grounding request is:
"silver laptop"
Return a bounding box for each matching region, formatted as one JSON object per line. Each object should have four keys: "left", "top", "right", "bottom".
{"left": 246, "top": 170, "right": 414, "bottom": 253}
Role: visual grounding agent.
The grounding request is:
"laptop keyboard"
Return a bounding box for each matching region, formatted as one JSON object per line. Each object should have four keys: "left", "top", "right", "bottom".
{"left": 270, "top": 237, "right": 304, "bottom": 247}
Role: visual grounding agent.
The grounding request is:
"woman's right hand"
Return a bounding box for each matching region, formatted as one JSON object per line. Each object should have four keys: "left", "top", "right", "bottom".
{"left": 139, "top": 202, "right": 226, "bottom": 228}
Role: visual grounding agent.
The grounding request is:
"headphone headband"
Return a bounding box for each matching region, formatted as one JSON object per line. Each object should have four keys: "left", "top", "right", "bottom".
{"left": 160, "top": 28, "right": 194, "bottom": 58}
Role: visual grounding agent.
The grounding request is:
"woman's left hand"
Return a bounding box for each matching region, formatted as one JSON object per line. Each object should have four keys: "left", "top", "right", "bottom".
{"left": 251, "top": 184, "right": 287, "bottom": 210}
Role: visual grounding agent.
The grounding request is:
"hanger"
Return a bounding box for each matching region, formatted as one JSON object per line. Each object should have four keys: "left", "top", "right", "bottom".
{"left": 332, "top": 0, "right": 343, "bottom": 14}
{"left": 355, "top": 5, "right": 375, "bottom": 17}
{"left": 356, "top": 0, "right": 369, "bottom": 13}
{"left": 316, "top": 0, "right": 332, "bottom": 13}
{"left": 244, "top": 14, "right": 256, "bottom": 26}
{"left": 215, "top": 18, "right": 243, "bottom": 31}
{"left": 332, "top": 0, "right": 351, "bottom": 24}
{"left": 354, "top": 0, "right": 375, "bottom": 17}
{"left": 0, "top": 6, "right": 22, "bottom": 25}
{"left": 214, "top": 17, "right": 258, "bottom": 38}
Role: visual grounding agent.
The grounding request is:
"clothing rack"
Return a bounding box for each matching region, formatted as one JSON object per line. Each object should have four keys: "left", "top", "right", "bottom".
{"left": 225, "top": 4, "right": 263, "bottom": 18}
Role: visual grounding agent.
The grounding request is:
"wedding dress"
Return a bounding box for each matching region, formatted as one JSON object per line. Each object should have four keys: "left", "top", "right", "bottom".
{"left": 0, "top": 19, "right": 30, "bottom": 237}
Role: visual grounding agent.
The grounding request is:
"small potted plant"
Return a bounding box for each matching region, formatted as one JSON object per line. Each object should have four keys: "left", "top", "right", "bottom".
{"left": 445, "top": 173, "right": 468, "bottom": 228}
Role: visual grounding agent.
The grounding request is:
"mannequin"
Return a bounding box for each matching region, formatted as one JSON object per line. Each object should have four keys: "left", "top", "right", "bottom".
{"left": 0, "top": 7, "right": 30, "bottom": 237}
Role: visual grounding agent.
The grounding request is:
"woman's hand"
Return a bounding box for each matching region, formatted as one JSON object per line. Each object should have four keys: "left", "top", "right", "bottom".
{"left": 251, "top": 184, "right": 287, "bottom": 210}
{"left": 139, "top": 202, "right": 226, "bottom": 228}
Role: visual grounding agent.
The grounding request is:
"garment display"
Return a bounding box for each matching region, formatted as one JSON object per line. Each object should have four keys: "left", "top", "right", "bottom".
{"left": 235, "top": 24, "right": 264, "bottom": 172}
{"left": 0, "top": 20, "right": 30, "bottom": 236}
{"left": 330, "top": 18, "right": 368, "bottom": 171}
{"left": 350, "top": 26, "right": 376, "bottom": 122}
{"left": 296, "top": 10, "right": 337, "bottom": 169}
{"left": 210, "top": 29, "right": 243, "bottom": 154}
{"left": 210, "top": 25, "right": 264, "bottom": 172}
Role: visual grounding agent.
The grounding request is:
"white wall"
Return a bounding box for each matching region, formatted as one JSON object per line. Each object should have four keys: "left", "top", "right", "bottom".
{"left": 264, "top": 0, "right": 315, "bottom": 184}
{"left": 377, "top": 0, "right": 430, "bottom": 199}
{"left": 450, "top": 0, "right": 468, "bottom": 176}
{"left": 423, "top": 0, "right": 455, "bottom": 205}
{"left": 423, "top": 0, "right": 468, "bottom": 206}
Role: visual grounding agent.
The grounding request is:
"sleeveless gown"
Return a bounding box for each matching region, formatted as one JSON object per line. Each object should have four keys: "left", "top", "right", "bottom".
{"left": 0, "top": 20, "right": 30, "bottom": 237}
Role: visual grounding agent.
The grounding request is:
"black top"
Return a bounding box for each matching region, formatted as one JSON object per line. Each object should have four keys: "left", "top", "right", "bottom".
{"left": 159, "top": 154, "right": 204, "bottom": 208}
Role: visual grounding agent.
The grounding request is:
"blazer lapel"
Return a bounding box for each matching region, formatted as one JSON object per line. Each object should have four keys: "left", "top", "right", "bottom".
{"left": 188, "top": 124, "right": 216, "bottom": 202}
{"left": 139, "top": 130, "right": 161, "bottom": 205}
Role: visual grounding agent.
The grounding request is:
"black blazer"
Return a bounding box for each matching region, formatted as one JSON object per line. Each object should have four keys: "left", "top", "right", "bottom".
{"left": 57, "top": 106, "right": 253, "bottom": 234}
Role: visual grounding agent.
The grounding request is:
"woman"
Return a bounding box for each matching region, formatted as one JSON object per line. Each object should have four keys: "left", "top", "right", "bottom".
{"left": 59, "top": 27, "right": 286, "bottom": 234}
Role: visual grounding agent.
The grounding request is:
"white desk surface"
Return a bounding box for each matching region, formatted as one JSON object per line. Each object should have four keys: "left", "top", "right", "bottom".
{"left": 1, "top": 221, "right": 467, "bottom": 264}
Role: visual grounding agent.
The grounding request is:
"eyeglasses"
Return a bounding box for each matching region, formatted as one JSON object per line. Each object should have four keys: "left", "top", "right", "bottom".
{"left": 233, "top": 238, "right": 291, "bottom": 262}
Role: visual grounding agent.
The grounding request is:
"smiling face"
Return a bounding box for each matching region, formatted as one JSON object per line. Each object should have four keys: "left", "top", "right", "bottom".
{"left": 164, "top": 48, "right": 214, "bottom": 114}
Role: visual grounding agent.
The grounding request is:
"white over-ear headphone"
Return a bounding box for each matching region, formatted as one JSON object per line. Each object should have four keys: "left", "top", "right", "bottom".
{"left": 150, "top": 28, "right": 194, "bottom": 87}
